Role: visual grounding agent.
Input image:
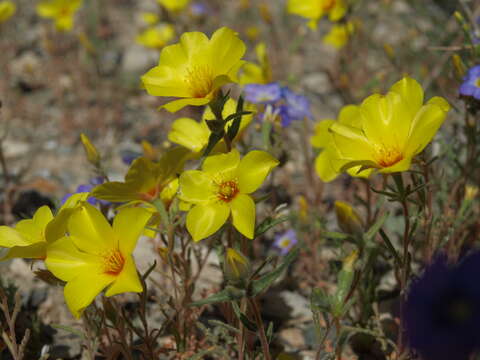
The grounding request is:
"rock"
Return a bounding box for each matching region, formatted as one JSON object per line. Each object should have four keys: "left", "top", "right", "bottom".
{"left": 279, "top": 327, "right": 306, "bottom": 349}
{"left": 122, "top": 45, "right": 158, "bottom": 74}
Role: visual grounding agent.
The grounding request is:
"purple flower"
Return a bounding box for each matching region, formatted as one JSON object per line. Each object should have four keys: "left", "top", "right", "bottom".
{"left": 278, "top": 87, "right": 313, "bottom": 127}
{"left": 244, "top": 83, "right": 282, "bottom": 104}
{"left": 273, "top": 229, "right": 298, "bottom": 255}
{"left": 190, "top": 2, "right": 208, "bottom": 16}
{"left": 61, "top": 178, "right": 108, "bottom": 206}
{"left": 122, "top": 151, "right": 141, "bottom": 166}
{"left": 404, "top": 252, "right": 480, "bottom": 360}
{"left": 459, "top": 65, "right": 480, "bottom": 99}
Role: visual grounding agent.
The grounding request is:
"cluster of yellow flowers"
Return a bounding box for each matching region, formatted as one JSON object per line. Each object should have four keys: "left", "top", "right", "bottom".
{"left": 311, "top": 77, "right": 451, "bottom": 182}
{"left": 287, "top": 0, "right": 354, "bottom": 49}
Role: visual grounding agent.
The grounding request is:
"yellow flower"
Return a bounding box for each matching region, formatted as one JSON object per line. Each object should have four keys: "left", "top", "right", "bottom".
{"left": 0, "top": 1, "right": 16, "bottom": 23}
{"left": 239, "top": 42, "right": 272, "bottom": 85}
{"left": 37, "top": 0, "right": 83, "bottom": 31}
{"left": 334, "top": 201, "right": 363, "bottom": 235}
{"left": 80, "top": 133, "right": 100, "bottom": 166}
{"left": 323, "top": 21, "right": 354, "bottom": 49}
{"left": 157, "top": 0, "right": 190, "bottom": 12}
{"left": 45, "top": 204, "right": 151, "bottom": 318}
{"left": 141, "top": 12, "right": 159, "bottom": 26}
{"left": 136, "top": 24, "right": 175, "bottom": 50}
{"left": 168, "top": 98, "right": 255, "bottom": 154}
{"left": 329, "top": 77, "right": 451, "bottom": 174}
{"left": 311, "top": 106, "right": 373, "bottom": 182}
{"left": 286, "top": 0, "right": 347, "bottom": 30}
{"left": 179, "top": 149, "right": 278, "bottom": 241}
{"left": 92, "top": 148, "right": 189, "bottom": 206}
{"left": 0, "top": 206, "right": 53, "bottom": 260}
{"left": 141, "top": 27, "right": 246, "bottom": 112}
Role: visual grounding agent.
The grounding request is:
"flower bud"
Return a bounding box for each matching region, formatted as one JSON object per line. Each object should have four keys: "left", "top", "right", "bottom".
{"left": 224, "top": 248, "right": 251, "bottom": 282}
{"left": 80, "top": 133, "right": 100, "bottom": 166}
{"left": 465, "top": 185, "right": 479, "bottom": 201}
{"left": 335, "top": 201, "right": 364, "bottom": 236}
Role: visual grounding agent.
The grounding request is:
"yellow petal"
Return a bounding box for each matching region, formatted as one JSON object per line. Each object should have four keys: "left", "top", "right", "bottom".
{"left": 329, "top": 123, "right": 375, "bottom": 162}
{"left": 360, "top": 92, "right": 411, "bottom": 150}
{"left": 141, "top": 65, "right": 191, "bottom": 98}
{"left": 186, "top": 203, "right": 230, "bottom": 241}
{"left": 208, "top": 27, "right": 246, "bottom": 75}
{"left": 314, "top": 149, "right": 339, "bottom": 182}
{"left": 45, "top": 237, "right": 99, "bottom": 282}
{"left": 405, "top": 98, "right": 450, "bottom": 157}
{"left": 230, "top": 194, "right": 255, "bottom": 239}
{"left": 179, "top": 170, "right": 215, "bottom": 203}
{"left": 237, "top": 150, "right": 279, "bottom": 193}
{"left": 2, "top": 243, "right": 47, "bottom": 260}
{"left": 203, "top": 149, "right": 241, "bottom": 174}
{"left": 378, "top": 157, "right": 412, "bottom": 174}
{"left": 311, "top": 120, "right": 334, "bottom": 148}
{"left": 105, "top": 256, "right": 142, "bottom": 296}
{"left": 328, "top": 0, "right": 347, "bottom": 21}
{"left": 112, "top": 207, "right": 152, "bottom": 255}
{"left": 390, "top": 77, "right": 424, "bottom": 118}
{"left": 64, "top": 272, "right": 113, "bottom": 319}
{"left": 337, "top": 104, "right": 362, "bottom": 127}
{"left": 68, "top": 203, "right": 115, "bottom": 255}
{"left": 168, "top": 117, "right": 210, "bottom": 152}
{"left": 33, "top": 205, "right": 54, "bottom": 229}
{"left": 162, "top": 97, "right": 211, "bottom": 113}
{"left": 0, "top": 227, "right": 32, "bottom": 247}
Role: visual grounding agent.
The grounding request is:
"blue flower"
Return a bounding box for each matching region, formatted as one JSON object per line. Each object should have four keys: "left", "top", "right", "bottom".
{"left": 244, "top": 83, "right": 282, "bottom": 104}
{"left": 278, "top": 87, "right": 313, "bottom": 127}
{"left": 273, "top": 229, "right": 298, "bottom": 255}
{"left": 404, "top": 252, "right": 480, "bottom": 360}
{"left": 190, "top": 2, "right": 208, "bottom": 16}
{"left": 459, "top": 65, "right": 480, "bottom": 99}
{"left": 61, "top": 178, "right": 108, "bottom": 206}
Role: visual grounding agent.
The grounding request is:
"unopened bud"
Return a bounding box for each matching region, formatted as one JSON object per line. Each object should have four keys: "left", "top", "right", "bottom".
{"left": 452, "top": 54, "right": 466, "bottom": 79}
{"left": 335, "top": 201, "right": 364, "bottom": 236}
{"left": 80, "top": 133, "right": 100, "bottom": 166}
{"left": 224, "top": 248, "right": 251, "bottom": 282}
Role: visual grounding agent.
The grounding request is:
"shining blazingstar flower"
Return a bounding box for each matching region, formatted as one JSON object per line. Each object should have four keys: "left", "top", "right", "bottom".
{"left": 273, "top": 229, "right": 298, "bottom": 255}
{"left": 278, "top": 87, "right": 313, "bottom": 127}
{"left": 136, "top": 24, "right": 175, "bottom": 50}
{"left": 311, "top": 106, "right": 373, "bottom": 182}
{"left": 329, "top": 77, "right": 450, "bottom": 174}
{"left": 244, "top": 83, "right": 282, "bottom": 104}
{"left": 0, "top": 1, "right": 15, "bottom": 23}
{"left": 92, "top": 148, "right": 189, "bottom": 207}
{"left": 239, "top": 42, "right": 272, "bottom": 85}
{"left": 141, "top": 27, "right": 246, "bottom": 112}
{"left": 45, "top": 204, "right": 151, "bottom": 318}
{"left": 0, "top": 206, "right": 53, "bottom": 260}
{"left": 323, "top": 21, "right": 355, "bottom": 49}
{"left": 405, "top": 252, "right": 480, "bottom": 360}
{"left": 168, "top": 98, "right": 255, "bottom": 154}
{"left": 157, "top": 0, "right": 190, "bottom": 12}
{"left": 179, "top": 149, "right": 278, "bottom": 241}
{"left": 286, "top": 0, "right": 347, "bottom": 29}
{"left": 459, "top": 65, "right": 480, "bottom": 100}
{"left": 36, "top": 0, "right": 83, "bottom": 31}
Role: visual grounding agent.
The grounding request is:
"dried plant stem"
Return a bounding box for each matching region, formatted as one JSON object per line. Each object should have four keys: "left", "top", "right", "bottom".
{"left": 249, "top": 298, "right": 271, "bottom": 360}
{"left": 0, "top": 290, "right": 30, "bottom": 360}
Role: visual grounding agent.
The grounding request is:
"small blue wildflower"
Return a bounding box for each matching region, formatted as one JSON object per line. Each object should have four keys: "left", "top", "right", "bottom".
{"left": 404, "top": 252, "right": 480, "bottom": 360}
{"left": 121, "top": 151, "right": 141, "bottom": 166}
{"left": 190, "top": 2, "right": 208, "bottom": 16}
{"left": 244, "top": 83, "right": 282, "bottom": 104}
{"left": 61, "top": 178, "right": 108, "bottom": 206}
{"left": 459, "top": 65, "right": 480, "bottom": 99}
{"left": 273, "top": 229, "right": 298, "bottom": 255}
{"left": 278, "top": 87, "right": 313, "bottom": 127}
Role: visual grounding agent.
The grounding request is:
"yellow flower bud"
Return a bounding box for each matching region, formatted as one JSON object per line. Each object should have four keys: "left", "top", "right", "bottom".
{"left": 80, "top": 133, "right": 100, "bottom": 166}
{"left": 224, "top": 248, "right": 251, "bottom": 282}
{"left": 334, "top": 201, "right": 364, "bottom": 235}
{"left": 465, "top": 185, "right": 479, "bottom": 201}
{"left": 452, "top": 54, "right": 466, "bottom": 79}
{"left": 342, "top": 250, "right": 358, "bottom": 272}
{"left": 298, "top": 195, "right": 308, "bottom": 222}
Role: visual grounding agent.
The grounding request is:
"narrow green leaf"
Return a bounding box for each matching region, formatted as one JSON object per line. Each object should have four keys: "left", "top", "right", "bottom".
{"left": 189, "top": 287, "right": 245, "bottom": 307}
{"left": 232, "top": 302, "right": 257, "bottom": 332}
{"left": 254, "top": 216, "right": 289, "bottom": 238}
{"left": 202, "top": 131, "right": 224, "bottom": 158}
{"left": 249, "top": 247, "right": 299, "bottom": 297}
{"left": 364, "top": 211, "right": 389, "bottom": 241}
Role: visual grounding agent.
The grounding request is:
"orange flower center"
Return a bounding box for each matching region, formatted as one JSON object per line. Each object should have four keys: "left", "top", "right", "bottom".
{"left": 185, "top": 65, "right": 214, "bottom": 98}
{"left": 102, "top": 250, "right": 125, "bottom": 276}
{"left": 375, "top": 147, "right": 404, "bottom": 168}
{"left": 141, "top": 185, "right": 160, "bottom": 201}
{"left": 322, "top": 0, "right": 336, "bottom": 12}
{"left": 217, "top": 180, "right": 239, "bottom": 202}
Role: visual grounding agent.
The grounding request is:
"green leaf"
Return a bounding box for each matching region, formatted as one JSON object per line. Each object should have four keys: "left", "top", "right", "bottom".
{"left": 254, "top": 215, "right": 289, "bottom": 238}
{"left": 311, "top": 288, "right": 331, "bottom": 312}
{"left": 226, "top": 115, "right": 242, "bottom": 143}
{"left": 232, "top": 302, "right": 257, "bottom": 332}
{"left": 363, "top": 211, "right": 389, "bottom": 242}
{"left": 189, "top": 286, "right": 245, "bottom": 307}
{"left": 249, "top": 247, "right": 299, "bottom": 297}
{"left": 332, "top": 269, "right": 354, "bottom": 317}
{"left": 378, "top": 229, "right": 402, "bottom": 266}
{"left": 202, "top": 131, "right": 224, "bottom": 158}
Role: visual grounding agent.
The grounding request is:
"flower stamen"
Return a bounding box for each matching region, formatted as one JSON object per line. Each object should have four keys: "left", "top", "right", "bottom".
{"left": 185, "top": 66, "right": 214, "bottom": 98}
{"left": 216, "top": 180, "right": 239, "bottom": 202}
{"left": 103, "top": 250, "right": 125, "bottom": 276}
